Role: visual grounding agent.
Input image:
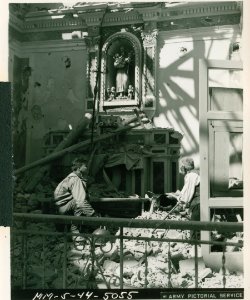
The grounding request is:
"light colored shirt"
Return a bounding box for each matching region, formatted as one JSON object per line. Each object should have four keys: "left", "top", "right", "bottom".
{"left": 177, "top": 171, "right": 200, "bottom": 204}
{"left": 54, "top": 172, "right": 95, "bottom": 215}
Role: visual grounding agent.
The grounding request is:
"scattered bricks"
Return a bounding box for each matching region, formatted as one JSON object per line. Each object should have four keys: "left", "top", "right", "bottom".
{"left": 164, "top": 229, "right": 183, "bottom": 239}
{"left": 198, "top": 268, "right": 213, "bottom": 281}
{"left": 68, "top": 249, "right": 86, "bottom": 259}
{"left": 122, "top": 266, "right": 134, "bottom": 278}
{"left": 103, "top": 260, "right": 119, "bottom": 273}
{"left": 123, "top": 255, "right": 140, "bottom": 268}
{"left": 74, "top": 258, "right": 90, "bottom": 272}
{"left": 170, "top": 274, "right": 189, "bottom": 288}
{"left": 170, "top": 252, "right": 186, "bottom": 271}
{"left": 133, "top": 251, "right": 144, "bottom": 260}
{"left": 179, "top": 257, "right": 206, "bottom": 275}
{"left": 103, "top": 243, "right": 119, "bottom": 259}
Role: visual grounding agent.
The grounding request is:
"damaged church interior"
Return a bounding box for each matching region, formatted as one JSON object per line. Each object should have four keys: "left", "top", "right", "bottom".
{"left": 10, "top": 1, "right": 244, "bottom": 293}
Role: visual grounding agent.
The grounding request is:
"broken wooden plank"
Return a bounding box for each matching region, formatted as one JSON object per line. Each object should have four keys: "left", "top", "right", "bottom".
{"left": 15, "top": 122, "right": 140, "bottom": 176}
{"left": 18, "top": 114, "right": 93, "bottom": 191}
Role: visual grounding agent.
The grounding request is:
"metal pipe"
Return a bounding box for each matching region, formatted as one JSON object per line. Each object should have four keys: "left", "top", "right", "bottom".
{"left": 13, "top": 213, "right": 243, "bottom": 233}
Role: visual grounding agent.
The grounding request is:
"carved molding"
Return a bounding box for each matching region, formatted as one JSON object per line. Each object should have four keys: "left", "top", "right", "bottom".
{"left": 142, "top": 37, "right": 157, "bottom": 111}
{"left": 86, "top": 53, "right": 95, "bottom": 101}
{"left": 85, "top": 37, "right": 99, "bottom": 104}
{"left": 9, "top": 13, "right": 25, "bottom": 32}
{"left": 84, "top": 36, "right": 101, "bottom": 52}
{"left": 23, "top": 19, "right": 86, "bottom": 32}
{"left": 160, "top": 2, "right": 239, "bottom": 20}
{"left": 141, "top": 29, "right": 159, "bottom": 47}
{"left": 83, "top": 11, "right": 106, "bottom": 26}
{"left": 103, "top": 10, "right": 143, "bottom": 26}
{"left": 11, "top": 40, "right": 86, "bottom": 54}
{"left": 9, "top": 2, "right": 241, "bottom": 33}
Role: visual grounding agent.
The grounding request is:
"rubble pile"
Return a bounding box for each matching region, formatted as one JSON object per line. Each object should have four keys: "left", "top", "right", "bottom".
{"left": 12, "top": 197, "right": 243, "bottom": 289}
{"left": 13, "top": 177, "right": 57, "bottom": 214}
{"left": 95, "top": 210, "right": 243, "bottom": 288}
{"left": 11, "top": 222, "right": 62, "bottom": 288}
{"left": 90, "top": 210, "right": 243, "bottom": 288}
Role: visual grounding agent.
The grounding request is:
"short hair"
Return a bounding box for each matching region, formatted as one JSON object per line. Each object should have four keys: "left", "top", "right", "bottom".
{"left": 71, "top": 157, "right": 88, "bottom": 171}
{"left": 179, "top": 157, "right": 194, "bottom": 172}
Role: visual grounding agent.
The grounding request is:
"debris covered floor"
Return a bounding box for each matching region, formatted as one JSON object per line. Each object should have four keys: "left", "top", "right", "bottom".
{"left": 12, "top": 205, "right": 243, "bottom": 289}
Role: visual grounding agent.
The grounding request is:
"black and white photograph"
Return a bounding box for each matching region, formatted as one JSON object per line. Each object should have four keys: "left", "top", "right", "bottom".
{"left": 1, "top": 1, "right": 249, "bottom": 299}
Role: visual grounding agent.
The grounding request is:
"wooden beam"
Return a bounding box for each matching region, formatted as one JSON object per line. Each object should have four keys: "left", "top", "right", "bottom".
{"left": 15, "top": 122, "right": 140, "bottom": 176}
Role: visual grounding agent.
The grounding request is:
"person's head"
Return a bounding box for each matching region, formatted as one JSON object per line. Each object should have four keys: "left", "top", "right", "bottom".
{"left": 179, "top": 157, "right": 195, "bottom": 175}
{"left": 71, "top": 157, "right": 88, "bottom": 175}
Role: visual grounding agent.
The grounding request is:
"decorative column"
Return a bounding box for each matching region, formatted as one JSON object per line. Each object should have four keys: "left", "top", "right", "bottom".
{"left": 83, "top": 10, "right": 106, "bottom": 111}
{"left": 84, "top": 34, "right": 101, "bottom": 111}
{"left": 141, "top": 27, "right": 158, "bottom": 117}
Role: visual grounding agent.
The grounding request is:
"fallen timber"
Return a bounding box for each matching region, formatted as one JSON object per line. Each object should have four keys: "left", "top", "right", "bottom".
{"left": 17, "top": 113, "right": 93, "bottom": 191}
{"left": 15, "top": 121, "right": 140, "bottom": 176}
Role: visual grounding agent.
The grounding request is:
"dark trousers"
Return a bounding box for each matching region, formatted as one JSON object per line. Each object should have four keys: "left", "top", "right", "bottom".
{"left": 57, "top": 200, "right": 97, "bottom": 236}
{"left": 57, "top": 200, "right": 80, "bottom": 234}
{"left": 190, "top": 204, "right": 200, "bottom": 240}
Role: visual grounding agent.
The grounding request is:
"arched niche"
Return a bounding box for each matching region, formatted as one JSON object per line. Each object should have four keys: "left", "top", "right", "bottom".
{"left": 100, "top": 31, "right": 142, "bottom": 109}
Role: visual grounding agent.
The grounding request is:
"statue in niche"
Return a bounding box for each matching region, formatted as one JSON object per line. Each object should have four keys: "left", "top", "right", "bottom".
{"left": 113, "top": 46, "right": 132, "bottom": 98}
{"left": 107, "top": 86, "right": 116, "bottom": 101}
{"left": 106, "top": 87, "right": 111, "bottom": 99}
{"left": 128, "top": 85, "right": 134, "bottom": 99}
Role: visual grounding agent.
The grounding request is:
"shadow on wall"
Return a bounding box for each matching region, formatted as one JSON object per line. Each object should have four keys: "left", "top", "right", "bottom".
{"left": 155, "top": 36, "right": 205, "bottom": 162}
{"left": 155, "top": 28, "right": 239, "bottom": 165}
